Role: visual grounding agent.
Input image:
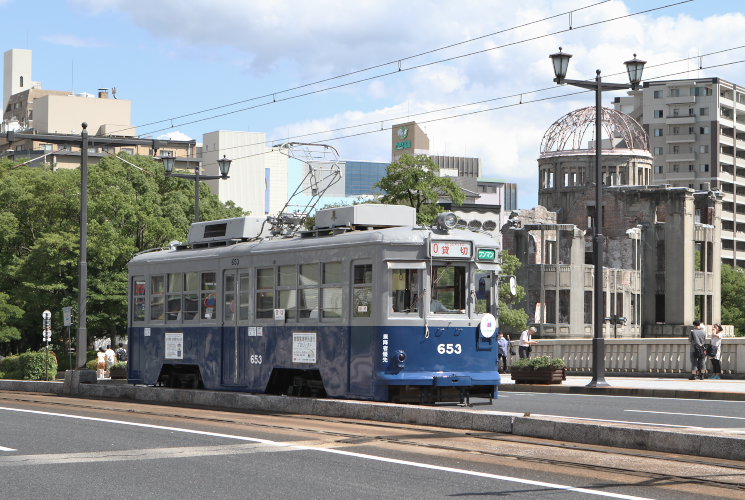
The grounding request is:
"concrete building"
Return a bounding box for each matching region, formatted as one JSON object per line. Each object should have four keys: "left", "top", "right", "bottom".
{"left": 1, "top": 48, "right": 195, "bottom": 169}
{"left": 503, "top": 107, "right": 722, "bottom": 338}
{"left": 614, "top": 77, "right": 745, "bottom": 267}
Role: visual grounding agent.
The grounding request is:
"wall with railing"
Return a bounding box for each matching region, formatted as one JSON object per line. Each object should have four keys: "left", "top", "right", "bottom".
{"left": 512, "top": 338, "right": 745, "bottom": 375}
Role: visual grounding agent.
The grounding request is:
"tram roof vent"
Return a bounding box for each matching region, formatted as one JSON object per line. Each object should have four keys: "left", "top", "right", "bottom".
{"left": 187, "top": 216, "right": 268, "bottom": 245}
{"left": 314, "top": 204, "right": 416, "bottom": 230}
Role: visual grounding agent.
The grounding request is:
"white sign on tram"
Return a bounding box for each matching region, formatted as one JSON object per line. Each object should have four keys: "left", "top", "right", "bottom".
{"left": 429, "top": 240, "right": 472, "bottom": 258}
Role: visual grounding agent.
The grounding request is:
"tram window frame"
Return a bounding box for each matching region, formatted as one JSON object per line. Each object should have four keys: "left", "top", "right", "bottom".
{"left": 238, "top": 271, "right": 251, "bottom": 321}
{"left": 389, "top": 263, "right": 423, "bottom": 315}
{"left": 223, "top": 271, "right": 236, "bottom": 323}
{"left": 352, "top": 263, "right": 373, "bottom": 318}
{"left": 200, "top": 272, "right": 217, "bottom": 321}
{"left": 277, "top": 264, "right": 297, "bottom": 320}
{"left": 473, "top": 265, "right": 497, "bottom": 317}
{"left": 430, "top": 263, "right": 467, "bottom": 315}
{"left": 298, "top": 263, "right": 320, "bottom": 320}
{"left": 150, "top": 274, "right": 165, "bottom": 321}
{"left": 132, "top": 275, "right": 146, "bottom": 322}
{"left": 321, "top": 261, "right": 343, "bottom": 320}
{"left": 256, "top": 267, "right": 275, "bottom": 319}
{"left": 166, "top": 272, "right": 184, "bottom": 322}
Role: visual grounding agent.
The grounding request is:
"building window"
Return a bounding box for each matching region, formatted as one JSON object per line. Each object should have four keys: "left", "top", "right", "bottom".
{"left": 670, "top": 88, "right": 680, "bottom": 97}
{"left": 702, "top": 164, "right": 709, "bottom": 172}
{"left": 40, "top": 143, "right": 53, "bottom": 152}
{"left": 672, "top": 145, "right": 680, "bottom": 154}
{"left": 653, "top": 90, "right": 663, "bottom": 98}
{"left": 700, "top": 145, "right": 709, "bottom": 154}
{"left": 655, "top": 165, "right": 663, "bottom": 174}
{"left": 699, "top": 107, "right": 709, "bottom": 116}
{"left": 688, "top": 108, "right": 695, "bottom": 116}
{"left": 672, "top": 127, "right": 680, "bottom": 135}
{"left": 690, "top": 86, "right": 712, "bottom": 96}
{"left": 19, "top": 76, "right": 23, "bottom": 87}
{"left": 673, "top": 108, "right": 680, "bottom": 117}
{"left": 654, "top": 128, "right": 663, "bottom": 137}
{"left": 654, "top": 147, "right": 664, "bottom": 155}
{"left": 689, "top": 164, "right": 694, "bottom": 172}
{"left": 673, "top": 165, "right": 679, "bottom": 173}
{"left": 700, "top": 126, "right": 710, "bottom": 135}
{"left": 653, "top": 110, "right": 664, "bottom": 118}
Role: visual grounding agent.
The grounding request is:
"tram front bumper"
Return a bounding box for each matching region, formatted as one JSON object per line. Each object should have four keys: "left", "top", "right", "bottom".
{"left": 378, "top": 371, "right": 497, "bottom": 386}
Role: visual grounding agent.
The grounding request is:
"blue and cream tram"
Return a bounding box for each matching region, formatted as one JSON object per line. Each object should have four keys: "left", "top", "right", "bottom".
{"left": 127, "top": 204, "right": 505, "bottom": 403}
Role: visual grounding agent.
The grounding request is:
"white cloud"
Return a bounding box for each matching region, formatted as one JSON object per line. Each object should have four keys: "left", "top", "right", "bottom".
{"left": 157, "top": 131, "right": 193, "bottom": 141}
{"left": 41, "top": 34, "right": 106, "bottom": 48}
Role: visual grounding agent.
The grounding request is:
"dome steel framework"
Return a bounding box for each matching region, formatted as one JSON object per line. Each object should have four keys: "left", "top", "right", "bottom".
{"left": 540, "top": 106, "right": 648, "bottom": 154}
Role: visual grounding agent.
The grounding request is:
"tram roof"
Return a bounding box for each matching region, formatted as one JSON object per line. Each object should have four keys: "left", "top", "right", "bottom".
{"left": 128, "top": 225, "right": 500, "bottom": 265}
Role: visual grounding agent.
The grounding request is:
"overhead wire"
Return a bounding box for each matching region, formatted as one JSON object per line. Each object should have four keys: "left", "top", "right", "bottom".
{"left": 132, "top": 0, "right": 693, "bottom": 138}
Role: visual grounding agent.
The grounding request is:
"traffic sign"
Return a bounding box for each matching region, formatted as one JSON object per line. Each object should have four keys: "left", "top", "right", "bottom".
{"left": 62, "top": 307, "right": 73, "bottom": 327}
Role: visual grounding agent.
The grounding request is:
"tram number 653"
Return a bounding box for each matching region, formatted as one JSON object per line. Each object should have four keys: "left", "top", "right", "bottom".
{"left": 250, "top": 354, "right": 262, "bottom": 364}
{"left": 437, "top": 343, "right": 462, "bottom": 355}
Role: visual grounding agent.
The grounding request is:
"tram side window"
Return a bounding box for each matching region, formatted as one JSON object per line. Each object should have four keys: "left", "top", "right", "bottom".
{"left": 298, "top": 263, "right": 319, "bottom": 319}
{"left": 321, "top": 262, "right": 342, "bottom": 319}
{"left": 239, "top": 272, "right": 250, "bottom": 320}
{"left": 166, "top": 273, "right": 183, "bottom": 321}
{"left": 277, "top": 264, "right": 297, "bottom": 320}
{"left": 353, "top": 264, "right": 372, "bottom": 318}
{"left": 184, "top": 272, "right": 199, "bottom": 320}
{"left": 474, "top": 270, "right": 493, "bottom": 314}
{"left": 132, "top": 276, "right": 146, "bottom": 322}
{"left": 431, "top": 265, "right": 466, "bottom": 314}
{"left": 391, "top": 269, "right": 419, "bottom": 313}
{"left": 256, "top": 267, "right": 274, "bottom": 319}
{"left": 150, "top": 275, "right": 165, "bottom": 321}
{"left": 201, "top": 272, "right": 217, "bottom": 320}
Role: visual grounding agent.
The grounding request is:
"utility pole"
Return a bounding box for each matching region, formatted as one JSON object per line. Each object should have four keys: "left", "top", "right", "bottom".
{"left": 6, "top": 127, "right": 195, "bottom": 368}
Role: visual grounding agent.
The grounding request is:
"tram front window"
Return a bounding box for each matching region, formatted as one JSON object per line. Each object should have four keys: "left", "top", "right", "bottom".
{"left": 430, "top": 264, "right": 466, "bottom": 314}
{"left": 391, "top": 269, "right": 419, "bottom": 313}
{"left": 474, "top": 270, "right": 494, "bottom": 314}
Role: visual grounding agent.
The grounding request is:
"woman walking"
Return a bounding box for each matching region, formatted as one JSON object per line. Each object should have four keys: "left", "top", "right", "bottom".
{"left": 709, "top": 323, "right": 724, "bottom": 379}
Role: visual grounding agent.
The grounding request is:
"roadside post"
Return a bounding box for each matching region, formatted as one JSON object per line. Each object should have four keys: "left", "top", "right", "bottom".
{"left": 62, "top": 307, "right": 73, "bottom": 370}
{"left": 42, "top": 310, "right": 52, "bottom": 380}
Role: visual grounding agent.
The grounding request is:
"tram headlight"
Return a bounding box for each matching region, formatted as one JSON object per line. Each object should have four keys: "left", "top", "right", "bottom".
{"left": 395, "top": 350, "right": 406, "bottom": 368}
{"left": 437, "top": 212, "right": 458, "bottom": 231}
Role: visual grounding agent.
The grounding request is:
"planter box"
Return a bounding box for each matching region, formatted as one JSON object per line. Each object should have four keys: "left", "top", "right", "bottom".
{"left": 109, "top": 366, "right": 127, "bottom": 379}
{"left": 510, "top": 367, "right": 566, "bottom": 384}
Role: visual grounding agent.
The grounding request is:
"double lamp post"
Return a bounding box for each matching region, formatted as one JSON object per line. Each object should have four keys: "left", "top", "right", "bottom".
{"left": 548, "top": 48, "right": 646, "bottom": 387}
{"left": 163, "top": 155, "right": 232, "bottom": 223}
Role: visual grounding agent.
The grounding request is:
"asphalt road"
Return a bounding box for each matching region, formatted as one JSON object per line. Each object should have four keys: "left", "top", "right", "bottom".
{"left": 475, "top": 392, "right": 745, "bottom": 431}
{"left": 0, "top": 394, "right": 743, "bottom": 500}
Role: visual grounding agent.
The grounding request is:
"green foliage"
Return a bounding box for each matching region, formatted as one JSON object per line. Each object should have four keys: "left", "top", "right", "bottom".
{"left": 511, "top": 355, "right": 566, "bottom": 370}
{"left": 721, "top": 264, "right": 745, "bottom": 336}
{"left": 0, "top": 156, "right": 244, "bottom": 353}
{"left": 498, "top": 251, "right": 528, "bottom": 336}
{"left": 0, "top": 351, "right": 57, "bottom": 379}
{"left": 374, "top": 154, "right": 465, "bottom": 225}
{"left": 85, "top": 359, "right": 98, "bottom": 370}
{"left": 110, "top": 360, "right": 127, "bottom": 369}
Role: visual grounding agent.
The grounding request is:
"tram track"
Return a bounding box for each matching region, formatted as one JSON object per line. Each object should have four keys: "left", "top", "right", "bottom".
{"left": 3, "top": 391, "right": 745, "bottom": 496}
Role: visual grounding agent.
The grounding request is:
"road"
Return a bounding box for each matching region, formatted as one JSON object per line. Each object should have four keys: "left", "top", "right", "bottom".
{"left": 479, "top": 391, "right": 745, "bottom": 431}
{"left": 0, "top": 392, "right": 743, "bottom": 500}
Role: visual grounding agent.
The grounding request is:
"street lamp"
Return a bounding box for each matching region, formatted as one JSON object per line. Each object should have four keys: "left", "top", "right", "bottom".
{"left": 549, "top": 47, "right": 645, "bottom": 388}
{"left": 164, "top": 155, "right": 232, "bottom": 222}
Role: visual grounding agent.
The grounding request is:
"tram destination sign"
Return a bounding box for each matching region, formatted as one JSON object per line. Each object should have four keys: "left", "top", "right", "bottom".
{"left": 430, "top": 240, "right": 472, "bottom": 258}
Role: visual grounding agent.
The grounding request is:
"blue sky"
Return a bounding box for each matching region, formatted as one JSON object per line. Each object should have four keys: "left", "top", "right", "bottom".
{"left": 3, "top": 0, "right": 745, "bottom": 208}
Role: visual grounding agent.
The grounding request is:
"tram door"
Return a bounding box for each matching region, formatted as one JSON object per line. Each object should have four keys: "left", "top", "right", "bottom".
{"left": 221, "top": 269, "right": 243, "bottom": 386}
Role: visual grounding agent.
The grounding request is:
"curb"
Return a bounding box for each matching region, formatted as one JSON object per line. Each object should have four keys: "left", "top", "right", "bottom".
{"left": 499, "top": 383, "right": 745, "bottom": 401}
{"left": 2, "top": 378, "right": 744, "bottom": 461}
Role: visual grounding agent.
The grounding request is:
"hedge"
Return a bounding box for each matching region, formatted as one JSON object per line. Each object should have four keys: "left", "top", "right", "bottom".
{"left": 0, "top": 351, "right": 58, "bottom": 380}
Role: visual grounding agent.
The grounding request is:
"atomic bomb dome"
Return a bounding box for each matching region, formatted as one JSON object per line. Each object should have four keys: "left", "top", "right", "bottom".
{"left": 537, "top": 106, "right": 653, "bottom": 214}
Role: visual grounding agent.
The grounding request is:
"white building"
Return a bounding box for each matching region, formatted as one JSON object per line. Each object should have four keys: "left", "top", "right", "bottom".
{"left": 201, "top": 131, "right": 289, "bottom": 216}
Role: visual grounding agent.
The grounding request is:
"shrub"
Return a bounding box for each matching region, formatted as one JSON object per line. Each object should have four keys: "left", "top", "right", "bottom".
{"left": 0, "top": 355, "right": 21, "bottom": 378}
{"left": 110, "top": 361, "right": 127, "bottom": 370}
{"left": 85, "top": 359, "right": 98, "bottom": 370}
{"left": 18, "top": 351, "right": 58, "bottom": 380}
{"left": 511, "top": 355, "right": 566, "bottom": 370}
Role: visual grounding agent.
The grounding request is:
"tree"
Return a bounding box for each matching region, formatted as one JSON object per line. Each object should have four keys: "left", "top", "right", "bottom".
{"left": 0, "top": 155, "right": 244, "bottom": 353}
{"left": 375, "top": 154, "right": 465, "bottom": 225}
{"left": 498, "top": 251, "right": 528, "bottom": 337}
{"left": 721, "top": 263, "right": 745, "bottom": 336}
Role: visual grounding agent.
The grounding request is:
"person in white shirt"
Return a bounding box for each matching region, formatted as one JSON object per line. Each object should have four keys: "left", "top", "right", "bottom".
{"left": 519, "top": 326, "right": 538, "bottom": 359}
{"left": 709, "top": 323, "right": 723, "bottom": 379}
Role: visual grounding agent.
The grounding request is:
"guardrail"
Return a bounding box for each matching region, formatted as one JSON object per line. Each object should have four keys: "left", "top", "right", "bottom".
{"left": 513, "top": 337, "right": 745, "bottom": 375}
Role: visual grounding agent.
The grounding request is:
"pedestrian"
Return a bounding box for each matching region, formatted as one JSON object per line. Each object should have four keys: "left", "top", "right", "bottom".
{"left": 497, "top": 332, "right": 509, "bottom": 373}
{"left": 96, "top": 347, "right": 106, "bottom": 379}
{"left": 116, "top": 342, "right": 128, "bottom": 362}
{"left": 519, "top": 326, "right": 538, "bottom": 359}
{"left": 689, "top": 320, "right": 707, "bottom": 380}
{"left": 104, "top": 344, "right": 117, "bottom": 378}
{"left": 709, "top": 323, "right": 723, "bottom": 379}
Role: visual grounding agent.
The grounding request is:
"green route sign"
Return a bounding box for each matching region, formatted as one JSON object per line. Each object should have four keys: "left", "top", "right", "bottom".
{"left": 477, "top": 248, "right": 496, "bottom": 261}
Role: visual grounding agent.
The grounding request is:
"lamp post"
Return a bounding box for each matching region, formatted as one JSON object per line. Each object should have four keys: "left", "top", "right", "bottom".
{"left": 163, "top": 155, "right": 232, "bottom": 222}
{"left": 549, "top": 48, "right": 645, "bottom": 388}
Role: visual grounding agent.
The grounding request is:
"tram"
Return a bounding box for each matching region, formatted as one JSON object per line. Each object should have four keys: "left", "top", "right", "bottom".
{"left": 127, "top": 204, "right": 507, "bottom": 403}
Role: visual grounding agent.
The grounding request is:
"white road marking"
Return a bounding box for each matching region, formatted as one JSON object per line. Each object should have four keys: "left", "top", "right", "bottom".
{"left": 507, "top": 391, "right": 745, "bottom": 404}
{"left": 0, "top": 446, "right": 16, "bottom": 452}
{"left": 625, "top": 409, "right": 745, "bottom": 420}
{"left": 0, "top": 406, "right": 652, "bottom": 500}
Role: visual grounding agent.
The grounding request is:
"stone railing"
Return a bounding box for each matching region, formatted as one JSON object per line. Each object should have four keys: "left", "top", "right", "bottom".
{"left": 512, "top": 337, "right": 745, "bottom": 375}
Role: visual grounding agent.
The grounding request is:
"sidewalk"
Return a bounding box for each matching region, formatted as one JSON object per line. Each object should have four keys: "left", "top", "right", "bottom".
{"left": 499, "top": 374, "right": 745, "bottom": 401}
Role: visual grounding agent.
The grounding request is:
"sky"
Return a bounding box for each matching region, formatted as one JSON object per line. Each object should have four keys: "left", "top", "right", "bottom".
{"left": 2, "top": 0, "right": 745, "bottom": 209}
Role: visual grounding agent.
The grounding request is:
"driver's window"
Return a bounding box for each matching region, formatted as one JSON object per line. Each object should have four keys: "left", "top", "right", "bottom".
{"left": 391, "top": 269, "right": 419, "bottom": 313}
{"left": 430, "top": 264, "right": 466, "bottom": 314}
